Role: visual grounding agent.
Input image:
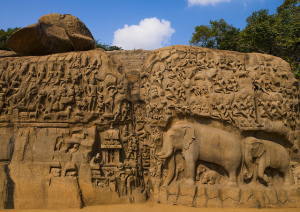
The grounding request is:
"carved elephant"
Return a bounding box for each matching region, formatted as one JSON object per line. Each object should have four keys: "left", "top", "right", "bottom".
{"left": 156, "top": 122, "right": 242, "bottom": 186}
{"left": 196, "top": 165, "right": 221, "bottom": 185}
{"left": 244, "top": 137, "right": 291, "bottom": 186}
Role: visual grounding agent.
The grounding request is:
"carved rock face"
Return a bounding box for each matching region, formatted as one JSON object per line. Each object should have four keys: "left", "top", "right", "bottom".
{"left": 0, "top": 46, "right": 299, "bottom": 209}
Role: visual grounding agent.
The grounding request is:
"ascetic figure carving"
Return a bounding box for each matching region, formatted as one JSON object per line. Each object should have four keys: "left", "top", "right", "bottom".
{"left": 244, "top": 137, "right": 291, "bottom": 186}
{"left": 156, "top": 122, "right": 243, "bottom": 187}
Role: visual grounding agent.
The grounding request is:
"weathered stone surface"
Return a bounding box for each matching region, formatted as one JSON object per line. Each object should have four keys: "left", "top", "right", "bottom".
{"left": 176, "top": 184, "right": 196, "bottom": 206}
{"left": 6, "top": 23, "right": 74, "bottom": 56}
{"left": 194, "top": 195, "right": 206, "bottom": 207}
{"left": 276, "top": 188, "right": 287, "bottom": 204}
{"left": 0, "top": 50, "right": 17, "bottom": 57}
{"left": 240, "top": 187, "right": 260, "bottom": 208}
{"left": 167, "top": 184, "right": 179, "bottom": 196}
{"left": 206, "top": 197, "right": 222, "bottom": 207}
{"left": 0, "top": 45, "right": 299, "bottom": 210}
{"left": 197, "top": 186, "right": 206, "bottom": 197}
{"left": 38, "top": 13, "right": 94, "bottom": 40}
{"left": 47, "top": 177, "right": 82, "bottom": 209}
{"left": 69, "top": 33, "right": 96, "bottom": 51}
{"left": 6, "top": 13, "right": 95, "bottom": 56}
{"left": 206, "top": 187, "right": 219, "bottom": 199}
{"left": 220, "top": 187, "right": 240, "bottom": 201}
{"left": 265, "top": 188, "right": 277, "bottom": 206}
{"left": 159, "top": 187, "right": 168, "bottom": 204}
{"left": 0, "top": 164, "right": 7, "bottom": 209}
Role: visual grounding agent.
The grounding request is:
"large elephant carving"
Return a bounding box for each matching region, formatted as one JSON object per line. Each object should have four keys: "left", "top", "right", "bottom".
{"left": 244, "top": 137, "right": 291, "bottom": 186}
{"left": 156, "top": 122, "right": 243, "bottom": 186}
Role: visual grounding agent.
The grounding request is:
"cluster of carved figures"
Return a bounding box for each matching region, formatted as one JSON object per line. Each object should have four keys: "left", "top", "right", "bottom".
{"left": 1, "top": 46, "right": 300, "bottom": 203}
{"left": 0, "top": 51, "right": 131, "bottom": 125}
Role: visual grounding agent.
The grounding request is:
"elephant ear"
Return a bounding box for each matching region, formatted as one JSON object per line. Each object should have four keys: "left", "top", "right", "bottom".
{"left": 182, "top": 125, "right": 195, "bottom": 150}
{"left": 252, "top": 140, "right": 266, "bottom": 158}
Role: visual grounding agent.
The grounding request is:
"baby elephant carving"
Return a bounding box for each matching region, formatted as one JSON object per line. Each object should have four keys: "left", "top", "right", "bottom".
{"left": 244, "top": 137, "right": 291, "bottom": 186}
{"left": 196, "top": 165, "right": 220, "bottom": 185}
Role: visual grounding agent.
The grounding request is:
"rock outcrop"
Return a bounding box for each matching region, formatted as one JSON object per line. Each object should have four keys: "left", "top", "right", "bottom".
{"left": 0, "top": 46, "right": 299, "bottom": 209}
{"left": 6, "top": 13, "right": 95, "bottom": 56}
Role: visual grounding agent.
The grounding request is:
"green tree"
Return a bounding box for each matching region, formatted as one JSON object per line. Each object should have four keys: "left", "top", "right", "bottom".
{"left": 190, "top": 0, "right": 300, "bottom": 78}
{"left": 95, "top": 39, "right": 123, "bottom": 51}
{"left": 0, "top": 27, "right": 20, "bottom": 51}
{"left": 190, "top": 19, "right": 240, "bottom": 51}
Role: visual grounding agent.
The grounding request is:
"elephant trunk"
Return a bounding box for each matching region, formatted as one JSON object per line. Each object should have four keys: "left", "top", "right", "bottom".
{"left": 244, "top": 150, "right": 254, "bottom": 179}
{"left": 156, "top": 138, "right": 174, "bottom": 159}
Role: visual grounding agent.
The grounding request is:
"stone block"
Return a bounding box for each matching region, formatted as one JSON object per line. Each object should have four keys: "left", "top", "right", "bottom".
{"left": 222, "top": 198, "right": 239, "bottom": 208}
{"left": 276, "top": 188, "right": 287, "bottom": 204}
{"left": 152, "top": 185, "right": 160, "bottom": 202}
{"left": 253, "top": 188, "right": 266, "bottom": 207}
{"left": 240, "top": 187, "right": 259, "bottom": 208}
{"left": 220, "top": 187, "right": 240, "bottom": 202}
{"left": 177, "top": 194, "right": 195, "bottom": 207}
{"left": 179, "top": 184, "right": 196, "bottom": 197}
{"left": 265, "top": 188, "right": 277, "bottom": 205}
{"left": 167, "top": 195, "right": 178, "bottom": 204}
{"left": 194, "top": 195, "right": 206, "bottom": 208}
{"left": 207, "top": 197, "right": 222, "bottom": 207}
{"left": 0, "top": 164, "right": 7, "bottom": 209}
{"left": 159, "top": 187, "right": 168, "bottom": 204}
{"left": 167, "top": 184, "right": 179, "bottom": 196}
{"left": 206, "top": 187, "right": 219, "bottom": 199}
{"left": 47, "top": 177, "right": 82, "bottom": 209}
{"left": 197, "top": 186, "right": 206, "bottom": 197}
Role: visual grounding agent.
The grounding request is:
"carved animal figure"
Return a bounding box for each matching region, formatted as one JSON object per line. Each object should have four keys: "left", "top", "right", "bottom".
{"left": 156, "top": 122, "right": 242, "bottom": 187}
{"left": 196, "top": 165, "right": 221, "bottom": 185}
{"left": 18, "top": 112, "right": 29, "bottom": 119}
{"left": 56, "top": 106, "right": 72, "bottom": 119}
{"left": 244, "top": 137, "right": 291, "bottom": 186}
{"left": 29, "top": 110, "right": 38, "bottom": 119}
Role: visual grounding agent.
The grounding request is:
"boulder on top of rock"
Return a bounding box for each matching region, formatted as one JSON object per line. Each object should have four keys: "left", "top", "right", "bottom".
{"left": 6, "top": 23, "right": 74, "bottom": 56}
{"left": 38, "top": 13, "right": 94, "bottom": 40}
{"left": 6, "top": 13, "right": 96, "bottom": 56}
{"left": 69, "top": 33, "right": 96, "bottom": 51}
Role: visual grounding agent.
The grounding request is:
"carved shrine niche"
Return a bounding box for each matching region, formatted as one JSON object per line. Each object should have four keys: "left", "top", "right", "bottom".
{"left": 0, "top": 46, "right": 299, "bottom": 209}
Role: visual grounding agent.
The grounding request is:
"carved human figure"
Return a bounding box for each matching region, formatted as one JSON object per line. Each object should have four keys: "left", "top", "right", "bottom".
{"left": 48, "top": 88, "right": 60, "bottom": 112}
{"left": 86, "top": 75, "right": 98, "bottom": 112}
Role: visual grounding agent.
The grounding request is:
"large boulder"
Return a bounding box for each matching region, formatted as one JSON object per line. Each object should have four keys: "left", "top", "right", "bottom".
{"left": 6, "top": 13, "right": 95, "bottom": 56}
{"left": 6, "top": 23, "right": 74, "bottom": 56}
{"left": 38, "top": 13, "right": 94, "bottom": 40}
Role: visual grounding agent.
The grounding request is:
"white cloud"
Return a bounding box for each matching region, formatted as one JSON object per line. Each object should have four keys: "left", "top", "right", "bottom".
{"left": 112, "top": 18, "right": 175, "bottom": 50}
{"left": 243, "top": 2, "right": 247, "bottom": 7}
{"left": 188, "top": 0, "right": 231, "bottom": 6}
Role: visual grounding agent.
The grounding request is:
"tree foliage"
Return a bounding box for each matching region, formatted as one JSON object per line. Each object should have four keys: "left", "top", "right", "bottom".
{"left": 190, "top": 19, "right": 240, "bottom": 51}
{"left": 95, "top": 39, "right": 123, "bottom": 51}
{"left": 0, "top": 27, "right": 20, "bottom": 51}
{"left": 190, "top": 0, "right": 300, "bottom": 78}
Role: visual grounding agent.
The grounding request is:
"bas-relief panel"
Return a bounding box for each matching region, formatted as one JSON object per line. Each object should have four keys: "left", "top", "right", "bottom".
{"left": 0, "top": 46, "right": 299, "bottom": 209}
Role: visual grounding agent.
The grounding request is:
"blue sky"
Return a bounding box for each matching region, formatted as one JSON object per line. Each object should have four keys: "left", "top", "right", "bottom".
{"left": 0, "top": 0, "right": 283, "bottom": 50}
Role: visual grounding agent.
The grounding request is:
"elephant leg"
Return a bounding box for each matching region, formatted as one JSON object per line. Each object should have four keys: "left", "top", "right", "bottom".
{"left": 257, "top": 163, "right": 269, "bottom": 183}
{"left": 227, "top": 169, "right": 238, "bottom": 187}
{"left": 282, "top": 168, "right": 292, "bottom": 186}
{"left": 185, "top": 161, "right": 196, "bottom": 185}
